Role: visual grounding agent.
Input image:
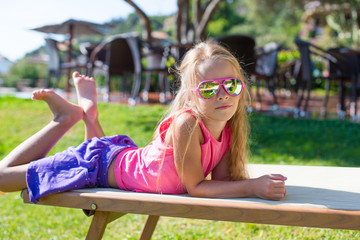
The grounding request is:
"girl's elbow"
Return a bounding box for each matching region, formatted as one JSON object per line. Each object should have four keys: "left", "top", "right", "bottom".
{"left": 186, "top": 185, "right": 209, "bottom": 198}
{"left": 187, "top": 189, "right": 206, "bottom": 198}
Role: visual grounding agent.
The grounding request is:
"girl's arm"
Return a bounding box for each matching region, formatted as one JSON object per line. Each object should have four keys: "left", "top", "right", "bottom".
{"left": 211, "top": 151, "right": 231, "bottom": 181}
{"left": 172, "top": 114, "right": 286, "bottom": 201}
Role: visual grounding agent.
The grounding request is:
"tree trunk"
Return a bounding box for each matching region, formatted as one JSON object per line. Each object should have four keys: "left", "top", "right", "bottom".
{"left": 176, "top": 0, "right": 184, "bottom": 43}
{"left": 126, "top": 0, "right": 222, "bottom": 44}
{"left": 177, "top": 0, "right": 223, "bottom": 43}
{"left": 124, "top": 0, "right": 153, "bottom": 43}
{"left": 195, "top": 0, "right": 223, "bottom": 41}
{"left": 177, "top": 0, "right": 191, "bottom": 43}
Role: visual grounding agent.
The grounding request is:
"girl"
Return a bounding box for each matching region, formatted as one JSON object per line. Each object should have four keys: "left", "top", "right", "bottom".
{"left": 0, "top": 41, "right": 286, "bottom": 203}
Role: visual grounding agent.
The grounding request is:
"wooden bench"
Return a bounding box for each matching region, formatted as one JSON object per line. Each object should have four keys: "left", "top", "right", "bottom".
{"left": 21, "top": 164, "right": 360, "bottom": 239}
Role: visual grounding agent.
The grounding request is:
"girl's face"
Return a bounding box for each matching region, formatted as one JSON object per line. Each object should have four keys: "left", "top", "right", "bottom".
{"left": 194, "top": 59, "right": 240, "bottom": 125}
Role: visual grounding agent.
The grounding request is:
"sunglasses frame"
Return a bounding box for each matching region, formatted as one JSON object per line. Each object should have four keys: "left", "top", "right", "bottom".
{"left": 193, "top": 77, "right": 244, "bottom": 100}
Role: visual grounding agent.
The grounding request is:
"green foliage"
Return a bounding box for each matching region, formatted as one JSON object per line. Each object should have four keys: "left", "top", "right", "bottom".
{"left": 150, "top": 15, "right": 168, "bottom": 30}
{"left": 208, "top": 18, "right": 229, "bottom": 36}
{"left": 107, "top": 13, "right": 170, "bottom": 39}
{"left": 107, "top": 13, "right": 141, "bottom": 36}
{"left": 277, "top": 50, "right": 300, "bottom": 64}
{"left": 240, "top": 0, "right": 303, "bottom": 47}
{"left": 208, "top": 0, "right": 245, "bottom": 37}
{"left": 4, "top": 58, "right": 47, "bottom": 88}
{"left": 202, "top": 0, "right": 305, "bottom": 48}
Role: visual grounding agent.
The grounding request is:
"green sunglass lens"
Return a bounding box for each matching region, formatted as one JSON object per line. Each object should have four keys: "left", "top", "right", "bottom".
{"left": 199, "top": 81, "right": 219, "bottom": 99}
{"left": 224, "top": 79, "right": 242, "bottom": 95}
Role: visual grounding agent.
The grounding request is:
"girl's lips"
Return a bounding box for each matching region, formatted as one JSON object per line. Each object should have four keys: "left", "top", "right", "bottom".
{"left": 216, "top": 105, "right": 231, "bottom": 110}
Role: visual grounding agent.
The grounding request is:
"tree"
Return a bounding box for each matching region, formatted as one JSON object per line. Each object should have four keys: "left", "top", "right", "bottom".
{"left": 247, "top": 0, "right": 360, "bottom": 48}
{"left": 5, "top": 58, "right": 46, "bottom": 88}
{"left": 177, "top": 0, "right": 223, "bottom": 42}
{"left": 124, "top": 0, "right": 223, "bottom": 43}
{"left": 207, "top": 0, "right": 245, "bottom": 37}
{"left": 124, "top": 0, "right": 153, "bottom": 42}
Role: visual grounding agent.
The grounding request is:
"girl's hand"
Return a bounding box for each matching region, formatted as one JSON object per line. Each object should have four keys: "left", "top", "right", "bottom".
{"left": 251, "top": 174, "right": 287, "bottom": 201}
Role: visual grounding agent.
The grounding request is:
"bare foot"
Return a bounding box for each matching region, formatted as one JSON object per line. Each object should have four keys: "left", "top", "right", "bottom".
{"left": 32, "top": 89, "right": 83, "bottom": 124}
{"left": 73, "top": 71, "right": 98, "bottom": 121}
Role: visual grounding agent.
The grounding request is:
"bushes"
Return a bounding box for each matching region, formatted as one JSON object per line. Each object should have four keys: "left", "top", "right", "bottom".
{"left": 3, "top": 58, "right": 47, "bottom": 88}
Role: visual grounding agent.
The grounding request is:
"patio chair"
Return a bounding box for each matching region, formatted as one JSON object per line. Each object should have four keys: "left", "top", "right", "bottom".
{"left": 215, "top": 35, "right": 256, "bottom": 76}
{"left": 44, "top": 38, "right": 87, "bottom": 88}
{"left": 326, "top": 48, "right": 360, "bottom": 120}
{"left": 88, "top": 34, "right": 169, "bottom": 105}
{"left": 251, "top": 42, "right": 282, "bottom": 108}
{"left": 294, "top": 38, "right": 345, "bottom": 118}
{"left": 79, "top": 42, "right": 105, "bottom": 69}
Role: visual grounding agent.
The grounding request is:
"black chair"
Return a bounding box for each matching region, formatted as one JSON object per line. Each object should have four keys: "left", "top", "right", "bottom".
{"left": 44, "top": 38, "right": 87, "bottom": 88}
{"left": 215, "top": 35, "right": 256, "bottom": 77}
{"left": 327, "top": 48, "right": 360, "bottom": 120}
{"left": 251, "top": 42, "right": 282, "bottom": 107}
{"left": 88, "top": 34, "right": 169, "bottom": 105}
{"left": 88, "top": 35, "right": 134, "bottom": 103}
{"left": 79, "top": 42, "right": 104, "bottom": 68}
{"left": 294, "top": 38, "right": 346, "bottom": 118}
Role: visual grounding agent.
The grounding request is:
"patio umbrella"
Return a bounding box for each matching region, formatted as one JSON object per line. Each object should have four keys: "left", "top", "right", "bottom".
{"left": 33, "top": 18, "right": 108, "bottom": 35}
{"left": 32, "top": 19, "right": 110, "bottom": 91}
{"left": 32, "top": 19, "right": 109, "bottom": 61}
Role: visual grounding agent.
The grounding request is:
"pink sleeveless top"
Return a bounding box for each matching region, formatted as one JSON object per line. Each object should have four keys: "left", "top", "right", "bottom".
{"left": 114, "top": 109, "right": 231, "bottom": 194}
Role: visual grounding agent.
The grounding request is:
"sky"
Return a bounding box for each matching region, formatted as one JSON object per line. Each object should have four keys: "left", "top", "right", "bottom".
{"left": 0, "top": 0, "right": 177, "bottom": 62}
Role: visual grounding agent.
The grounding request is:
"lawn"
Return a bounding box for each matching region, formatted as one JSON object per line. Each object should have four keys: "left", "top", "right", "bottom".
{"left": 0, "top": 96, "right": 359, "bottom": 239}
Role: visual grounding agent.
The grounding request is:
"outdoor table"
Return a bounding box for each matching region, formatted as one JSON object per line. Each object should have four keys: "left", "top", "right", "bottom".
{"left": 22, "top": 164, "right": 360, "bottom": 239}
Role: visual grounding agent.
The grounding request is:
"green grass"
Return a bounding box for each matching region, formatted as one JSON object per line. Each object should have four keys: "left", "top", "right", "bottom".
{"left": 0, "top": 96, "right": 359, "bottom": 239}
{"left": 249, "top": 114, "right": 360, "bottom": 167}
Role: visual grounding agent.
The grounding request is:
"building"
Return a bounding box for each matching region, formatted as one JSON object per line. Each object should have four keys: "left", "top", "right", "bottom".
{"left": 0, "top": 55, "right": 13, "bottom": 75}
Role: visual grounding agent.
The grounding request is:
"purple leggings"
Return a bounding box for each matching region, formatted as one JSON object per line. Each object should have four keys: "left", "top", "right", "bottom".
{"left": 26, "top": 135, "right": 137, "bottom": 203}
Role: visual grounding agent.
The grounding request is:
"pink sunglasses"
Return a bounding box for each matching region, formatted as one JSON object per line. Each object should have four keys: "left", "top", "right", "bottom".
{"left": 192, "top": 77, "right": 244, "bottom": 100}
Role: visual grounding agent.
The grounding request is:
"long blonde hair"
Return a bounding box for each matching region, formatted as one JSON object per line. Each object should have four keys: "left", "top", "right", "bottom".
{"left": 161, "top": 40, "right": 250, "bottom": 180}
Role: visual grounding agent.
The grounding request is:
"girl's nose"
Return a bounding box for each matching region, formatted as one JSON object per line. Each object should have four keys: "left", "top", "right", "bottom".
{"left": 217, "top": 85, "right": 229, "bottom": 100}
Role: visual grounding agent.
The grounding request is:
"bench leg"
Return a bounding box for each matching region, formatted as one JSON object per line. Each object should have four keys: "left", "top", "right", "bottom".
{"left": 107, "top": 212, "right": 127, "bottom": 224}
{"left": 85, "top": 212, "right": 159, "bottom": 240}
{"left": 139, "top": 215, "right": 160, "bottom": 240}
{"left": 85, "top": 211, "right": 127, "bottom": 240}
{"left": 86, "top": 211, "right": 109, "bottom": 240}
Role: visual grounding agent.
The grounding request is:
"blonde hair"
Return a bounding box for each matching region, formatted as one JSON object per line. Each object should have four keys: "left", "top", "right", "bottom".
{"left": 161, "top": 40, "right": 250, "bottom": 180}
